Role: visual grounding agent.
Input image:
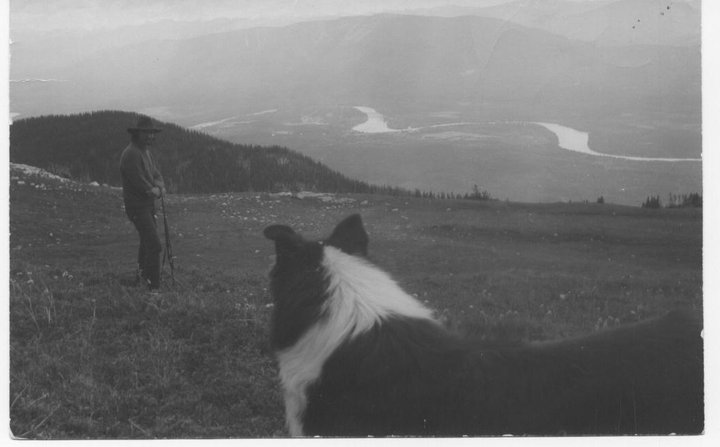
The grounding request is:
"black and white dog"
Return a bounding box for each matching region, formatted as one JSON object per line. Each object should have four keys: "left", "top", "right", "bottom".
{"left": 264, "top": 214, "right": 703, "bottom": 437}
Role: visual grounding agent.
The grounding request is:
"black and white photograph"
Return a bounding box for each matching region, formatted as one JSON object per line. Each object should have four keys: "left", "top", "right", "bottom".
{"left": 4, "top": 0, "right": 715, "bottom": 441}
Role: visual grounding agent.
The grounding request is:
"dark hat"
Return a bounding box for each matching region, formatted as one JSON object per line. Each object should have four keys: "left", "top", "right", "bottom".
{"left": 127, "top": 115, "right": 162, "bottom": 133}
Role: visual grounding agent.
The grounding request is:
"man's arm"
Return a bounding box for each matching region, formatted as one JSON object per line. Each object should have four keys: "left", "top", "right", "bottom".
{"left": 121, "top": 149, "right": 158, "bottom": 197}
{"left": 149, "top": 152, "right": 166, "bottom": 194}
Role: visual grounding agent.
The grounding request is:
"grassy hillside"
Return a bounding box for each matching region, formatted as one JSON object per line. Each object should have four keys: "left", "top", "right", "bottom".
{"left": 9, "top": 164, "right": 702, "bottom": 439}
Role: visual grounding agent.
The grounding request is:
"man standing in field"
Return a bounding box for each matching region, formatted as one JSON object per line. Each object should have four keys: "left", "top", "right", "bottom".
{"left": 120, "top": 115, "right": 166, "bottom": 293}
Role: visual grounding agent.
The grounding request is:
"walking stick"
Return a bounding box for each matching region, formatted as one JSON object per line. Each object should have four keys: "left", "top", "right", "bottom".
{"left": 160, "top": 193, "right": 176, "bottom": 284}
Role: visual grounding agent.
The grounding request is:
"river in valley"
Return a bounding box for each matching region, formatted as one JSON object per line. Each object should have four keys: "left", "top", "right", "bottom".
{"left": 352, "top": 106, "right": 701, "bottom": 163}
{"left": 534, "top": 122, "right": 701, "bottom": 162}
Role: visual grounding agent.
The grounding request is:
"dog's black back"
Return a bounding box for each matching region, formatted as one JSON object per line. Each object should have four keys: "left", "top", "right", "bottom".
{"left": 303, "top": 309, "right": 702, "bottom": 436}
{"left": 265, "top": 214, "right": 703, "bottom": 436}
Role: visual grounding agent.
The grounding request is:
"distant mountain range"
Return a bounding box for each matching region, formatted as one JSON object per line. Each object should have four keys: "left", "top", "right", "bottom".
{"left": 8, "top": 111, "right": 394, "bottom": 195}
{"left": 10, "top": 2, "right": 701, "bottom": 123}
{"left": 8, "top": 1, "right": 702, "bottom": 205}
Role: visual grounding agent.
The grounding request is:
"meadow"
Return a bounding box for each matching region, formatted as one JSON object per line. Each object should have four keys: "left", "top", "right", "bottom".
{"left": 9, "top": 166, "right": 702, "bottom": 439}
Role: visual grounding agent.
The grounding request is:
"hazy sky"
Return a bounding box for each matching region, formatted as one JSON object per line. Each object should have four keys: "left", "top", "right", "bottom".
{"left": 10, "top": 0, "right": 611, "bottom": 33}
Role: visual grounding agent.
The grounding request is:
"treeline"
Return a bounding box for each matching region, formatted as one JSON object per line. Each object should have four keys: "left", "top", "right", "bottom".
{"left": 9, "top": 111, "right": 399, "bottom": 195}
{"left": 641, "top": 193, "right": 702, "bottom": 209}
{"left": 411, "top": 184, "right": 494, "bottom": 201}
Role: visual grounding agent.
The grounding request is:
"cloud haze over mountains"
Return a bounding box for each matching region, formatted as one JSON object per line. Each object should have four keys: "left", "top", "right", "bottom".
{"left": 10, "top": 0, "right": 513, "bottom": 32}
{"left": 10, "top": 0, "right": 700, "bottom": 119}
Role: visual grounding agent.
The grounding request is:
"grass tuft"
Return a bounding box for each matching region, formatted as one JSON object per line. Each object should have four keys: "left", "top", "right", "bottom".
{"left": 10, "top": 266, "right": 284, "bottom": 439}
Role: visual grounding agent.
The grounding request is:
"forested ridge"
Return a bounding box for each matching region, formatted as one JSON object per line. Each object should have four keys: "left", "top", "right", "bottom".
{"left": 9, "top": 111, "right": 397, "bottom": 195}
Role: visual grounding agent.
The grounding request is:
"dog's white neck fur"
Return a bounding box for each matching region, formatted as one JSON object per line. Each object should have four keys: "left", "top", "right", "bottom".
{"left": 276, "top": 246, "right": 436, "bottom": 436}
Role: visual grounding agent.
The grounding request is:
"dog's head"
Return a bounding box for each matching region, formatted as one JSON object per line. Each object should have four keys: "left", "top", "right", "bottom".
{"left": 263, "top": 214, "right": 369, "bottom": 349}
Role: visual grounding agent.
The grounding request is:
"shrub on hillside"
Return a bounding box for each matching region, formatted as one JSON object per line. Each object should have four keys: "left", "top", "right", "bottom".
{"left": 641, "top": 193, "right": 702, "bottom": 209}
{"left": 641, "top": 195, "right": 662, "bottom": 209}
{"left": 464, "top": 184, "right": 494, "bottom": 201}
{"left": 667, "top": 193, "right": 702, "bottom": 209}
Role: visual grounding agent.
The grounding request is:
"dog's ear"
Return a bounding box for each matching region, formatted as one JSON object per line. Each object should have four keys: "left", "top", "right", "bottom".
{"left": 264, "top": 225, "right": 304, "bottom": 256}
{"left": 326, "top": 214, "right": 369, "bottom": 256}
